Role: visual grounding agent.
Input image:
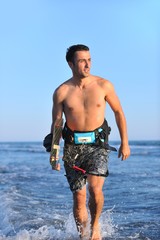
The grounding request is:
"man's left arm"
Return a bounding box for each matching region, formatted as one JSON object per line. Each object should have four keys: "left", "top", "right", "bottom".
{"left": 104, "top": 80, "right": 130, "bottom": 160}
{"left": 114, "top": 109, "right": 130, "bottom": 160}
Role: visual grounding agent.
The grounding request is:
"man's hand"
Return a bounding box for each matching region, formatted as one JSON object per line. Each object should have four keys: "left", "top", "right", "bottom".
{"left": 50, "top": 155, "right": 61, "bottom": 171}
{"left": 118, "top": 143, "right": 130, "bottom": 161}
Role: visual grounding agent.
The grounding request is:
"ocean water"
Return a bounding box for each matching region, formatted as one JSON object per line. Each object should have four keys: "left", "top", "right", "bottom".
{"left": 0, "top": 141, "right": 159, "bottom": 240}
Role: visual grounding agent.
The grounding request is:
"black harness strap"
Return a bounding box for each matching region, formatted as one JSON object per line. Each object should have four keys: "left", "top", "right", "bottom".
{"left": 62, "top": 119, "right": 117, "bottom": 151}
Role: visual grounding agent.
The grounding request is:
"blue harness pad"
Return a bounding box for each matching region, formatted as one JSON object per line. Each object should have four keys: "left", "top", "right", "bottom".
{"left": 74, "top": 132, "right": 96, "bottom": 144}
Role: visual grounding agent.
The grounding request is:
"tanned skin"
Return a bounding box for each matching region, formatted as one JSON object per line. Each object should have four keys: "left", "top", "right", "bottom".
{"left": 51, "top": 49, "right": 130, "bottom": 239}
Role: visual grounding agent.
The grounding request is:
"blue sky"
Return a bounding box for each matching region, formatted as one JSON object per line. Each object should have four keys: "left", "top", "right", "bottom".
{"left": 0, "top": 0, "right": 159, "bottom": 141}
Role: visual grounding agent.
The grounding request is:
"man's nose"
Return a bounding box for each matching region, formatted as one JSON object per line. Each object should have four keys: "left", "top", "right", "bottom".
{"left": 85, "top": 60, "right": 90, "bottom": 67}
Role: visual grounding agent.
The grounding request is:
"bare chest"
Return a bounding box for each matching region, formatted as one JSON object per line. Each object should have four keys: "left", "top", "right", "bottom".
{"left": 63, "top": 86, "right": 106, "bottom": 112}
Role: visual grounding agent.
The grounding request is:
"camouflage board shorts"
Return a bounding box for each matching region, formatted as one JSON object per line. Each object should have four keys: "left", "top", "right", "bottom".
{"left": 62, "top": 144, "right": 110, "bottom": 192}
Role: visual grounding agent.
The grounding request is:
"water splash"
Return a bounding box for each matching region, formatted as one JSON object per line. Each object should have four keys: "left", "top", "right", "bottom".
{"left": 100, "top": 208, "right": 116, "bottom": 238}
{"left": 0, "top": 209, "right": 116, "bottom": 240}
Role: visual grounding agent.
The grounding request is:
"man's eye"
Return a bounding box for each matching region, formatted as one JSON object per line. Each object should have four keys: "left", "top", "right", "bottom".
{"left": 79, "top": 59, "right": 84, "bottom": 63}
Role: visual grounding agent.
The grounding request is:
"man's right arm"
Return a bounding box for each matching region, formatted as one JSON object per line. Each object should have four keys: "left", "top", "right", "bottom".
{"left": 49, "top": 88, "right": 64, "bottom": 170}
{"left": 43, "top": 87, "right": 63, "bottom": 151}
{"left": 50, "top": 88, "right": 64, "bottom": 133}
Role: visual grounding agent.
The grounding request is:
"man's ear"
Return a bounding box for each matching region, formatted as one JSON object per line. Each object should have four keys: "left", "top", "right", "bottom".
{"left": 68, "top": 61, "right": 74, "bottom": 69}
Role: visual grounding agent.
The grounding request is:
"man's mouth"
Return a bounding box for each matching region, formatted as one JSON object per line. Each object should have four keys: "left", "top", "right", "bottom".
{"left": 84, "top": 68, "right": 89, "bottom": 72}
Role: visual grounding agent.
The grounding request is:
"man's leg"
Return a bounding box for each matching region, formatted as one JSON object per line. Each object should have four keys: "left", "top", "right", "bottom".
{"left": 73, "top": 186, "right": 89, "bottom": 238}
{"left": 87, "top": 175, "right": 105, "bottom": 240}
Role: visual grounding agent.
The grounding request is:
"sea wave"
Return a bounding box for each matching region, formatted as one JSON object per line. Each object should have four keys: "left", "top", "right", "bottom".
{"left": 0, "top": 142, "right": 45, "bottom": 154}
{"left": 0, "top": 141, "right": 159, "bottom": 154}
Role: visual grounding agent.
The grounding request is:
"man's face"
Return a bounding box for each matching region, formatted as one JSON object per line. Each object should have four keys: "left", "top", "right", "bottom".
{"left": 70, "top": 50, "right": 91, "bottom": 78}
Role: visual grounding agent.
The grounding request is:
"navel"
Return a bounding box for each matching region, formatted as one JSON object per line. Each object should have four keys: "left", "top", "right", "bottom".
{"left": 96, "top": 103, "right": 101, "bottom": 107}
{"left": 68, "top": 107, "right": 74, "bottom": 111}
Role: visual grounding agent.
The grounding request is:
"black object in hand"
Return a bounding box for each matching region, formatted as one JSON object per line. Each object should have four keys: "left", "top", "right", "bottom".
{"left": 43, "top": 133, "right": 53, "bottom": 152}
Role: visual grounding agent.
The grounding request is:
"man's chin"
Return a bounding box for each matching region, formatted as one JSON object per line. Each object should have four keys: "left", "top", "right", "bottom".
{"left": 77, "top": 72, "right": 90, "bottom": 79}
{"left": 82, "top": 72, "right": 90, "bottom": 78}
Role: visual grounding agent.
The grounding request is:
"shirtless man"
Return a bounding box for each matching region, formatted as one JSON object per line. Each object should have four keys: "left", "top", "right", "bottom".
{"left": 50, "top": 44, "right": 130, "bottom": 240}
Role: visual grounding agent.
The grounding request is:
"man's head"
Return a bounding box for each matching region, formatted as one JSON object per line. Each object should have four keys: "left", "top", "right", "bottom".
{"left": 66, "top": 44, "right": 89, "bottom": 64}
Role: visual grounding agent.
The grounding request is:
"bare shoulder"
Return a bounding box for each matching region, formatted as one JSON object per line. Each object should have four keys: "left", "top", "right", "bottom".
{"left": 53, "top": 79, "right": 72, "bottom": 101}
{"left": 95, "top": 76, "right": 114, "bottom": 91}
{"left": 55, "top": 79, "right": 72, "bottom": 93}
{"left": 93, "top": 76, "right": 117, "bottom": 103}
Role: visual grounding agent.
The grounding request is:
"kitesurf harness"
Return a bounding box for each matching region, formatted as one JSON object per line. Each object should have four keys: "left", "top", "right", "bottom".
{"left": 62, "top": 119, "right": 117, "bottom": 151}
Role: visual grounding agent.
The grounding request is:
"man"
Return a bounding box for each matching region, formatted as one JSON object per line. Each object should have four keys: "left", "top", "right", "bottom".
{"left": 50, "top": 44, "right": 130, "bottom": 240}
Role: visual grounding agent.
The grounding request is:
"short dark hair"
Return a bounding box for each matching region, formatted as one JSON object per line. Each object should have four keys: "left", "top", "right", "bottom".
{"left": 66, "top": 44, "right": 89, "bottom": 63}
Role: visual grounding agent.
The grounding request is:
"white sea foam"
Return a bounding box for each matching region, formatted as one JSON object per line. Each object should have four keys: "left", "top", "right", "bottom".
{"left": 0, "top": 209, "right": 116, "bottom": 240}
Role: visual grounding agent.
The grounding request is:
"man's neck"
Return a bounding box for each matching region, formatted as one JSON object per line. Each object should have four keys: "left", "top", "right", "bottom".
{"left": 72, "top": 75, "right": 93, "bottom": 89}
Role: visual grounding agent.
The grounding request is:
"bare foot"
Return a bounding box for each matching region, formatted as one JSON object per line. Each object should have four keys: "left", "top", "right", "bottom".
{"left": 90, "top": 226, "right": 102, "bottom": 240}
{"left": 80, "top": 231, "right": 90, "bottom": 240}
{"left": 79, "top": 222, "right": 90, "bottom": 240}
